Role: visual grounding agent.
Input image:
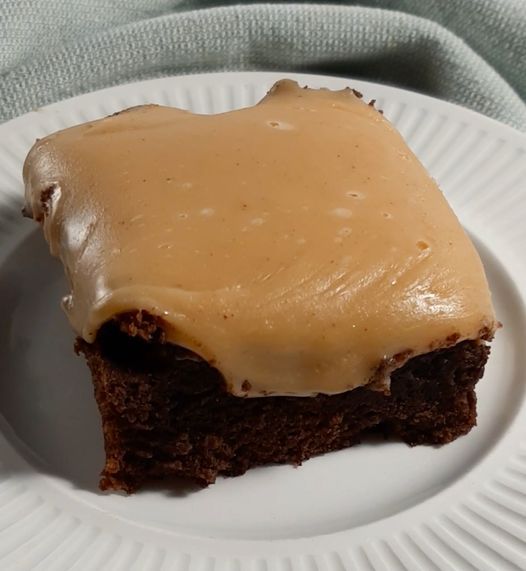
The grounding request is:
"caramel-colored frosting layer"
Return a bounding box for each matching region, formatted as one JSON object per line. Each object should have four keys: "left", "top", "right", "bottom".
{"left": 24, "top": 80, "right": 497, "bottom": 396}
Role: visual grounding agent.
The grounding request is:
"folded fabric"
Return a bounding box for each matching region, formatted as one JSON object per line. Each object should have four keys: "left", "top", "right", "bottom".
{"left": 0, "top": 1, "right": 524, "bottom": 130}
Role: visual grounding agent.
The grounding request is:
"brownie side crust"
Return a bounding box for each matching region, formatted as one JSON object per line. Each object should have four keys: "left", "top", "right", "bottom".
{"left": 76, "top": 317, "right": 490, "bottom": 493}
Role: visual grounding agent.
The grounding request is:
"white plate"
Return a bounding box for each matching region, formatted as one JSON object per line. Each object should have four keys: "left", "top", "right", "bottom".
{"left": 0, "top": 72, "right": 525, "bottom": 571}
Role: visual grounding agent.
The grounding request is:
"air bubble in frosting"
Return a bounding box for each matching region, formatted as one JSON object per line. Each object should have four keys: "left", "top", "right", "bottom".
{"left": 266, "top": 120, "right": 294, "bottom": 130}
{"left": 345, "top": 191, "right": 365, "bottom": 199}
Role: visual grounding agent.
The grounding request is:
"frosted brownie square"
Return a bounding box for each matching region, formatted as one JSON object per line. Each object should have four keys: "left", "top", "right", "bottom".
{"left": 23, "top": 81, "right": 497, "bottom": 492}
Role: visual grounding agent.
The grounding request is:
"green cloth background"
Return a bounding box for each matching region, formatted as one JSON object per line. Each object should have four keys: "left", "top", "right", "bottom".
{"left": 1, "top": 0, "right": 525, "bottom": 129}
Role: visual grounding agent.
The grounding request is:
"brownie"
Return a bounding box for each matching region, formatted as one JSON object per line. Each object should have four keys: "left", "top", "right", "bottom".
{"left": 76, "top": 312, "right": 490, "bottom": 493}
{"left": 23, "top": 80, "right": 498, "bottom": 493}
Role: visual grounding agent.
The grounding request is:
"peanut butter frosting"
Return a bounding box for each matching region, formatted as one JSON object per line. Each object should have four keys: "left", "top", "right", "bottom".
{"left": 24, "top": 80, "right": 497, "bottom": 396}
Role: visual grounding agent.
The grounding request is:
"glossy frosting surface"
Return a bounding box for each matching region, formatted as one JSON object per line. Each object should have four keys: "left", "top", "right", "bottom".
{"left": 24, "top": 80, "right": 497, "bottom": 395}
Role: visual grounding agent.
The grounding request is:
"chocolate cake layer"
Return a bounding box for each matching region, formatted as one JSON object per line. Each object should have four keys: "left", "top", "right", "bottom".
{"left": 77, "top": 317, "right": 490, "bottom": 493}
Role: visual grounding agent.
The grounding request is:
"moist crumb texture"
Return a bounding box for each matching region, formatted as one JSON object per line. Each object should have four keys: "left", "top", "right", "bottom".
{"left": 77, "top": 318, "right": 490, "bottom": 493}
